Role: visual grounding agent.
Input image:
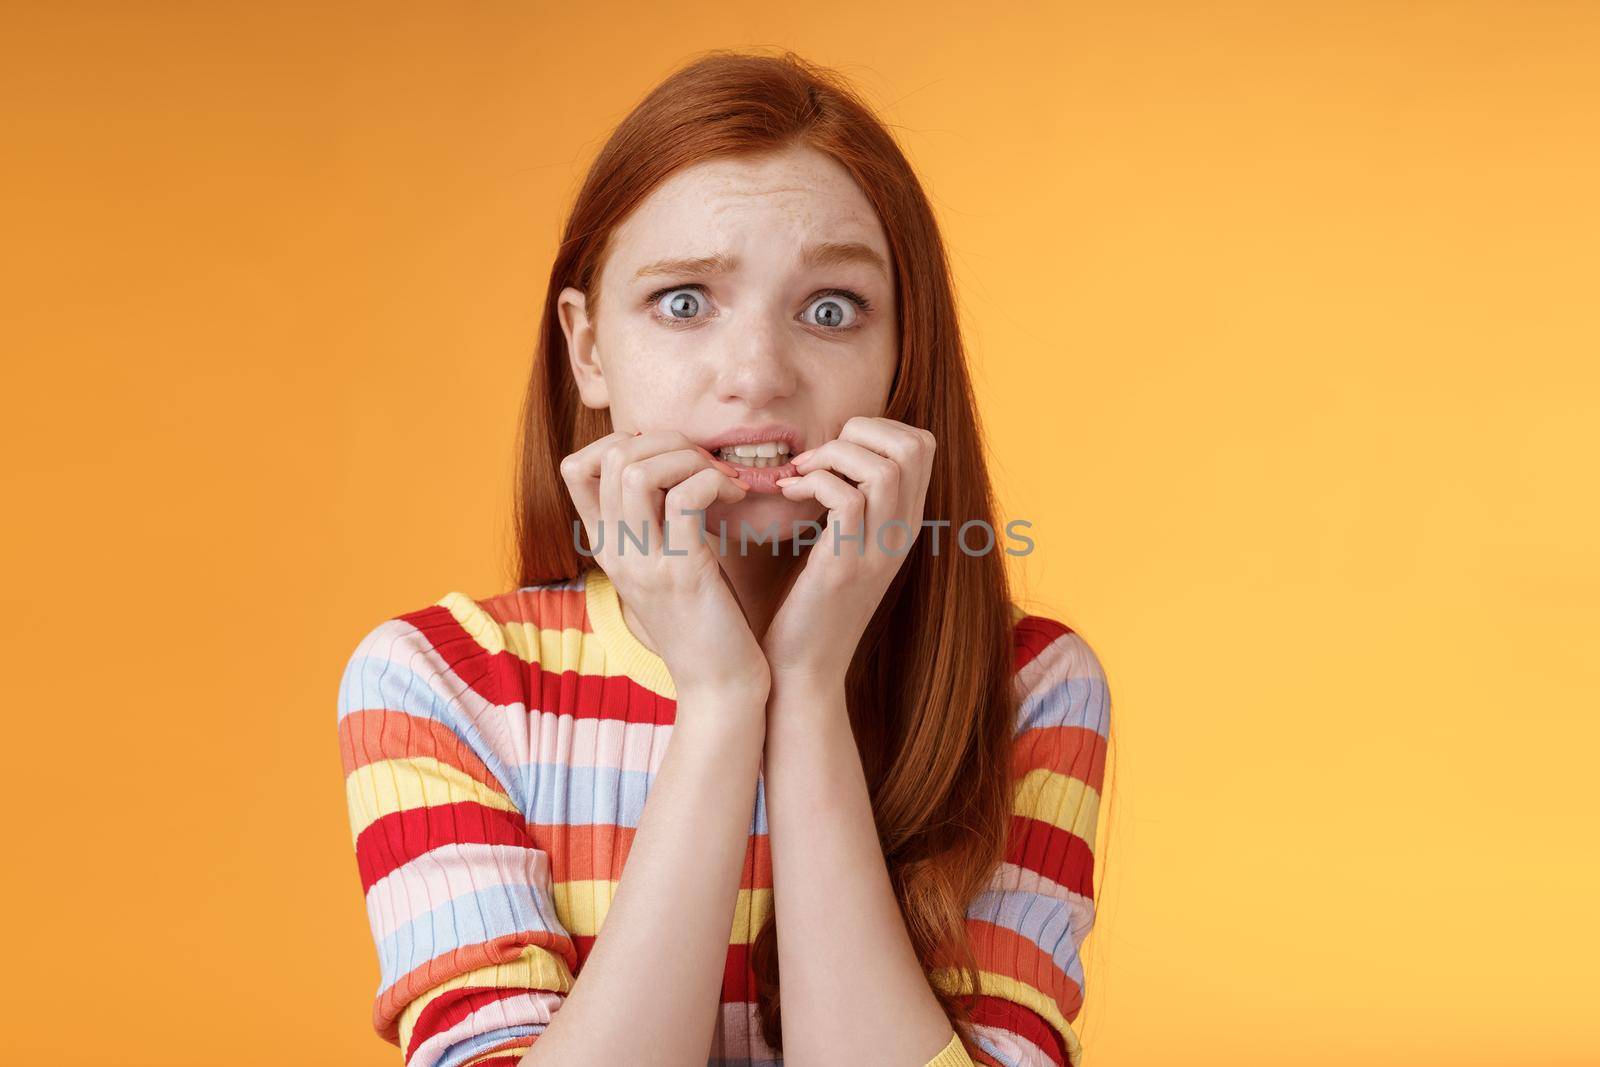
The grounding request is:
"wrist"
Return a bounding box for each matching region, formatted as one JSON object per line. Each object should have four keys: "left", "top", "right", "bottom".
{"left": 767, "top": 669, "right": 847, "bottom": 710}
{"left": 672, "top": 680, "right": 771, "bottom": 729}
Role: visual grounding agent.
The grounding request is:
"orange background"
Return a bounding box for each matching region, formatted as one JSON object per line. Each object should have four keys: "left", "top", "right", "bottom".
{"left": 4, "top": 3, "right": 1597, "bottom": 1064}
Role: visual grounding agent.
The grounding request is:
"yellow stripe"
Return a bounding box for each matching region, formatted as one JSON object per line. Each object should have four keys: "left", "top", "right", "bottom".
{"left": 344, "top": 756, "right": 518, "bottom": 845}
{"left": 492, "top": 616, "right": 664, "bottom": 691}
{"left": 929, "top": 967, "right": 1083, "bottom": 1067}
{"left": 553, "top": 882, "right": 772, "bottom": 942}
{"left": 730, "top": 886, "right": 773, "bottom": 939}
{"left": 924, "top": 1031, "right": 978, "bottom": 1067}
{"left": 438, "top": 591, "right": 508, "bottom": 656}
{"left": 1012, "top": 768, "right": 1101, "bottom": 851}
{"left": 397, "top": 946, "right": 574, "bottom": 1054}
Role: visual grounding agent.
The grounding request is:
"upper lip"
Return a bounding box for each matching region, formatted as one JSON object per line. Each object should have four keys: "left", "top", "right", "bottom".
{"left": 698, "top": 423, "right": 805, "bottom": 453}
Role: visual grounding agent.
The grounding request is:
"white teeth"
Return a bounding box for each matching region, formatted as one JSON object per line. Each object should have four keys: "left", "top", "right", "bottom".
{"left": 716, "top": 440, "right": 792, "bottom": 467}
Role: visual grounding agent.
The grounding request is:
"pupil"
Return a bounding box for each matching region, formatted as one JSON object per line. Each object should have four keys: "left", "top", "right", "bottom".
{"left": 817, "top": 300, "right": 841, "bottom": 326}
{"left": 670, "top": 292, "right": 698, "bottom": 318}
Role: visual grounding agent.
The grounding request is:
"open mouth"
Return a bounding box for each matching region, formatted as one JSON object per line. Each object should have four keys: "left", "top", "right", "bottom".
{"left": 715, "top": 441, "right": 792, "bottom": 469}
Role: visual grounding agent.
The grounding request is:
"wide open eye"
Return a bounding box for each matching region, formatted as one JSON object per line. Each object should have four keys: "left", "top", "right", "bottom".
{"left": 653, "top": 287, "right": 707, "bottom": 323}
{"left": 802, "top": 289, "right": 871, "bottom": 330}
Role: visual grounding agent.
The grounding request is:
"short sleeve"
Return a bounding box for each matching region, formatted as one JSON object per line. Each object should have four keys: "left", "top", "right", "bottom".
{"left": 337, "top": 600, "right": 578, "bottom": 1067}
{"left": 954, "top": 615, "right": 1111, "bottom": 1067}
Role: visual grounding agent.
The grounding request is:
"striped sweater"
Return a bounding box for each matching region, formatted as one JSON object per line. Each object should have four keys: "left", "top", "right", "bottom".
{"left": 337, "top": 564, "right": 1109, "bottom": 1067}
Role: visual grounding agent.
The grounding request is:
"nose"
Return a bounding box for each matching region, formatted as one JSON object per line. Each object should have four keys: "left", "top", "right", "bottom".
{"left": 711, "top": 313, "right": 798, "bottom": 408}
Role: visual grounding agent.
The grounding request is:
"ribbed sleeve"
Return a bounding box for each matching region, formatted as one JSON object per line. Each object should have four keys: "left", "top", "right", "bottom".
{"left": 924, "top": 1030, "right": 981, "bottom": 1067}
{"left": 940, "top": 616, "right": 1111, "bottom": 1067}
{"left": 337, "top": 600, "right": 578, "bottom": 1067}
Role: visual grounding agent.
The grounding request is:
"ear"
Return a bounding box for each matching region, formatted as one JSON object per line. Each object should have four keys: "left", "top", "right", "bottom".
{"left": 557, "top": 286, "right": 609, "bottom": 409}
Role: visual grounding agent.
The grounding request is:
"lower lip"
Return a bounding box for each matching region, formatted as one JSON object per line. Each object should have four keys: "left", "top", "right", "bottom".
{"left": 725, "top": 460, "right": 798, "bottom": 493}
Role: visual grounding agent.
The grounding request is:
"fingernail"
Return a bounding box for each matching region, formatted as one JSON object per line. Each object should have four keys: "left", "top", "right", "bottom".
{"left": 775, "top": 476, "right": 800, "bottom": 486}
{"left": 632, "top": 430, "right": 642, "bottom": 437}
{"left": 791, "top": 449, "right": 814, "bottom": 465}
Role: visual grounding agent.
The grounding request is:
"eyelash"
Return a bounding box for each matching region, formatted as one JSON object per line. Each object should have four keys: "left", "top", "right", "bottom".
{"left": 642, "top": 284, "right": 874, "bottom": 330}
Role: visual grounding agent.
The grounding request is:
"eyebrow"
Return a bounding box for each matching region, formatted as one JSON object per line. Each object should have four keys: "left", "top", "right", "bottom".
{"left": 631, "top": 241, "right": 889, "bottom": 281}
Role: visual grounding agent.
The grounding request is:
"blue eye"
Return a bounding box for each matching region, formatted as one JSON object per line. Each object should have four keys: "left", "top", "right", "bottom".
{"left": 642, "top": 284, "right": 873, "bottom": 330}
{"left": 804, "top": 292, "right": 860, "bottom": 329}
{"left": 654, "top": 287, "right": 705, "bottom": 321}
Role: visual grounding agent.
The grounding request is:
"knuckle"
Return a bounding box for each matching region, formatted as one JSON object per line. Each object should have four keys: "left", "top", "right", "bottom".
{"left": 620, "top": 464, "right": 650, "bottom": 492}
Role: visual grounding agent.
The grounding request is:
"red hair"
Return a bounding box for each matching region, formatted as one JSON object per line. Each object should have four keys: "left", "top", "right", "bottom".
{"left": 513, "top": 49, "right": 1021, "bottom": 1059}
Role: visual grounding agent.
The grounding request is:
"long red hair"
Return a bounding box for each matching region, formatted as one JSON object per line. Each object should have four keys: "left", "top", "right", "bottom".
{"left": 513, "top": 48, "right": 1022, "bottom": 1058}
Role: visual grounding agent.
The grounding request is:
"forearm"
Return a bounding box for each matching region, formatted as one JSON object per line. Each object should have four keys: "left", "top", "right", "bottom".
{"left": 762, "top": 679, "right": 957, "bottom": 1066}
{"left": 522, "top": 686, "right": 766, "bottom": 1066}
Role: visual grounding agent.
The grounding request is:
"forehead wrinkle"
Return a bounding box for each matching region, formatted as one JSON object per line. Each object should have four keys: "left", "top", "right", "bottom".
{"left": 631, "top": 240, "right": 887, "bottom": 282}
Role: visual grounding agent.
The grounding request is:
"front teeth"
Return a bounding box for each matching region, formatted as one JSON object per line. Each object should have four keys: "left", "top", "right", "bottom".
{"left": 717, "top": 441, "right": 793, "bottom": 468}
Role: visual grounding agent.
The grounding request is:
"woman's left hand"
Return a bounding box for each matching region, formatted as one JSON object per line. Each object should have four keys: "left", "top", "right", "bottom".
{"left": 761, "top": 416, "right": 936, "bottom": 691}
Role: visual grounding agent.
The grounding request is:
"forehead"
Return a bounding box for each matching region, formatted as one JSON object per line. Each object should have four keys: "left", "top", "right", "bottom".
{"left": 606, "top": 145, "right": 889, "bottom": 271}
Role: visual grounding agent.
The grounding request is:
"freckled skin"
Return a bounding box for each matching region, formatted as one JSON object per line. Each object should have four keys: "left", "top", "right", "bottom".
{"left": 557, "top": 143, "right": 899, "bottom": 543}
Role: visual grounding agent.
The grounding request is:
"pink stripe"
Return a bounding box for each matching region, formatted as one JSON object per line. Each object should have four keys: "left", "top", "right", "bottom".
{"left": 1012, "top": 632, "right": 1075, "bottom": 698}
{"left": 972, "top": 1022, "right": 1057, "bottom": 1066}
{"left": 370, "top": 620, "right": 533, "bottom": 774}
{"left": 527, "top": 711, "right": 673, "bottom": 774}
{"left": 408, "top": 990, "right": 562, "bottom": 1067}
{"left": 707, "top": 1001, "right": 780, "bottom": 1060}
{"left": 366, "top": 842, "right": 553, "bottom": 942}
{"left": 990, "top": 861, "right": 1097, "bottom": 941}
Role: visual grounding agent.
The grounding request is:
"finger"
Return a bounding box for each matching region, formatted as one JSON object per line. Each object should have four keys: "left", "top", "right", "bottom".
{"left": 620, "top": 447, "right": 743, "bottom": 557}
{"left": 790, "top": 438, "right": 900, "bottom": 518}
{"left": 561, "top": 430, "right": 633, "bottom": 553}
{"left": 773, "top": 470, "right": 867, "bottom": 556}
{"left": 664, "top": 466, "right": 748, "bottom": 561}
{"left": 600, "top": 431, "right": 736, "bottom": 542}
{"left": 836, "top": 416, "right": 937, "bottom": 471}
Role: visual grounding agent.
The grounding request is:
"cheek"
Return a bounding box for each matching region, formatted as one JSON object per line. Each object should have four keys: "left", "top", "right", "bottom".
{"left": 602, "top": 335, "right": 700, "bottom": 414}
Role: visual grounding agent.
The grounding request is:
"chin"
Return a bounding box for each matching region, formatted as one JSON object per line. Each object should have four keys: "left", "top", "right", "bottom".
{"left": 700, "top": 493, "right": 825, "bottom": 548}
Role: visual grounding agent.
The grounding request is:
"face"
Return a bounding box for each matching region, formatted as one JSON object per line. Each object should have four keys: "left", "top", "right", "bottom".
{"left": 557, "top": 142, "right": 898, "bottom": 541}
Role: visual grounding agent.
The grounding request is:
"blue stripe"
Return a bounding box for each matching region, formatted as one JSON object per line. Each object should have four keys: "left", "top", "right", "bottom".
{"left": 967, "top": 888, "right": 1087, "bottom": 988}
{"left": 521, "top": 763, "right": 769, "bottom": 835}
{"left": 1019, "top": 670, "right": 1110, "bottom": 739}
{"left": 337, "top": 619, "right": 529, "bottom": 814}
{"left": 437, "top": 1025, "right": 544, "bottom": 1067}
{"left": 377, "top": 882, "right": 566, "bottom": 990}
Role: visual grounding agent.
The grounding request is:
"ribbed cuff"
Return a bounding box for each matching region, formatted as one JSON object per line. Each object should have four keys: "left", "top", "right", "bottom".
{"left": 924, "top": 1031, "right": 978, "bottom": 1067}
{"left": 583, "top": 565, "right": 677, "bottom": 698}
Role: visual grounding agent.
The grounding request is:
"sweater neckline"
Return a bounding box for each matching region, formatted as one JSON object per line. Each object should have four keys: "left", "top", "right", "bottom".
{"left": 583, "top": 565, "right": 677, "bottom": 700}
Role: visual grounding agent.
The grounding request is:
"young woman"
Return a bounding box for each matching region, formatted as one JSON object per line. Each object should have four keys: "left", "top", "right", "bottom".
{"left": 338, "top": 50, "right": 1112, "bottom": 1067}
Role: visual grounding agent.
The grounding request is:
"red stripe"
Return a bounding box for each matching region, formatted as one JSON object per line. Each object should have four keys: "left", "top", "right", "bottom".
{"left": 720, "top": 942, "right": 759, "bottom": 1003}
{"left": 339, "top": 708, "right": 504, "bottom": 787}
{"left": 355, "top": 801, "right": 533, "bottom": 892}
{"left": 1013, "top": 726, "right": 1108, "bottom": 794}
{"left": 521, "top": 656, "right": 678, "bottom": 725}
{"left": 968, "top": 920, "right": 1083, "bottom": 1020}
{"left": 971, "top": 994, "right": 1068, "bottom": 1065}
{"left": 1012, "top": 615, "right": 1074, "bottom": 672}
{"left": 1004, "top": 814, "right": 1095, "bottom": 900}
{"left": 570, "top": 933, "right": 596, "bottom": 971}
{"left": 393, "top": 603, "right": 503, "bottom": 703}
{"left": 406, "top": 986, "right": 536, "bottom": 1060}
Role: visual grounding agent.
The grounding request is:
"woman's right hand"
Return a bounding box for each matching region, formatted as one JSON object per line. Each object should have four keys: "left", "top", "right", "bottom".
{"left": 560, "top": 429, "right": 771, "bottom": 703}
